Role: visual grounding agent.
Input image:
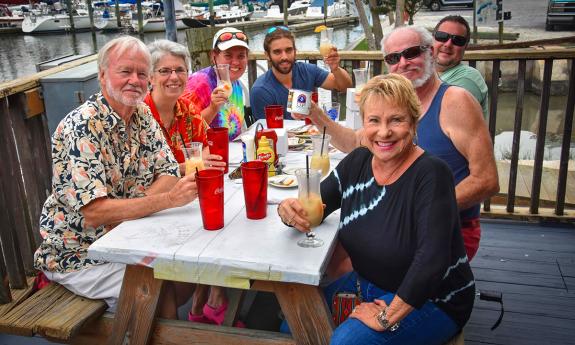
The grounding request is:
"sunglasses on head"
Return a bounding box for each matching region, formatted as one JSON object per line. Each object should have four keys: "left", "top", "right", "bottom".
{"left": 266, "top": 26, "right": 289, "bottom": 35}
{"left": 384, "top": 46, "right": 428, "bottom": 65}
{"left": 216, "top": 31, "right": 248, "bottom": 46}
{"left": 433, "top": 31, "right": 467, "bottom": 47}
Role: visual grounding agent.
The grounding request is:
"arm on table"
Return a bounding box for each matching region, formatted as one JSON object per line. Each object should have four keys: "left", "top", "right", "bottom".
{"left": 320, "top": 49, "right": 353, "bottom": 92}
{"left": 293, "top": 102, "right": 362, "bottom": 153}
{"left": 81, "top": 174, "right": 197, "bottom": 229}
{"left": 441, "top": 87, "right": 499, "bottom": 210}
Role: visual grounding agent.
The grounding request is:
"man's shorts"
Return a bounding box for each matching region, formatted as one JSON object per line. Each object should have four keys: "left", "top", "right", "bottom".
{"left": 461, "top": 217, "right": 481, "bottom": 261}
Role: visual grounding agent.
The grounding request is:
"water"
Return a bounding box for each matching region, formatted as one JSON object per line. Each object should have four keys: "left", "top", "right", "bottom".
{"left": 0, "top": 24, "right": 365, "bottom": 83}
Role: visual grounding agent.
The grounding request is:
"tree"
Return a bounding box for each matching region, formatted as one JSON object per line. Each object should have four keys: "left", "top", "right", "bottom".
{"left": 404, "top": 0, "right": 425, "bottom": 25}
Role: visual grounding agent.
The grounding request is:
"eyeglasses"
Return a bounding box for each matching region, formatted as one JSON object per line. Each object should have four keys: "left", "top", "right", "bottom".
{"left": 384, "top": 46, "right": 428, "bottom": 65}
{"left": 433, "top": 31, "right": 467, "bottom": 47}
{"left": 156, "top": 67, "right": 188, "bottom": 77}
{"left": 266, "top": 26, "right": 289, "bottom": 35}
{"left": 215, "top": 31, "right": 248, "bottom": 46}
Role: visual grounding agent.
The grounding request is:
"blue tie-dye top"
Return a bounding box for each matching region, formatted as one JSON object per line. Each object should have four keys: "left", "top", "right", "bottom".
{"left": 320, "top": 147, "right": 475, "bottom": 328}
{"left": 185, "top": 66, "right": 244, "bottom": 141}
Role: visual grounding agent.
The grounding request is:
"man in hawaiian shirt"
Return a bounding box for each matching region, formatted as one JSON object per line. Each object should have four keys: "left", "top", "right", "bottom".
{"left": 33, "top": 36, "right": 198, "bottom": 315}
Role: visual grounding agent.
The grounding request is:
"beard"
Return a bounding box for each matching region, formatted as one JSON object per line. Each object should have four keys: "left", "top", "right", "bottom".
{"left": 411, "top": 53, "right": 435, "bottom": 88}
{"left": 270, "top": 58, "right": 294, "bottom": 75}
{"left": 105, "top": 78, "right": 145, "bottom": 107}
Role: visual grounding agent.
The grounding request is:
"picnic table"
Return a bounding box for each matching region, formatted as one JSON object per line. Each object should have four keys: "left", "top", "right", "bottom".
{"left": 87, "top": 120, "right": 346, "bottom": 345}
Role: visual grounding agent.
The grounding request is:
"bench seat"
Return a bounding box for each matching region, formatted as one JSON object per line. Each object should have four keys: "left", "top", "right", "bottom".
{"left": 0, "top": 281, "right": 106, "bottom": 340}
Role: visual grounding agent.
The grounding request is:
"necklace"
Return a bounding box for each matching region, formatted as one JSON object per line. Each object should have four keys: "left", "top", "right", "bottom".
{"left": 375, "top": 148, "right": 414, "bottom": 186}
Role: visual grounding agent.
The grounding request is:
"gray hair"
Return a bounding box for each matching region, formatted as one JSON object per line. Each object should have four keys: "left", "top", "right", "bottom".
{"left": 97, "top": 36, "right": 151, "bottom": 74}
{"left": 381, "top": 26, "right": 433, "bottom": 55}
{"left": 148, "top": 39, "right": 191, "bottom": 71}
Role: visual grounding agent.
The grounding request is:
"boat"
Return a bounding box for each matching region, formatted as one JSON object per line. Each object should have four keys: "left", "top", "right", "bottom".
{"left": 305, "top": 0, "right": 348, "bottom": 18}
{"left": 132, "top": 0, "right": 191, "bottom": 33}
{"left": 93, "top": 1, "right": 133, "bottom": 31}
{"left": 0, "top": 4, "right": 24, "bottom": 33}
{"left": 182, "top": 5, "right": 251, "bottom": 28}
{"left": 21, "top": 9, "right": 95, "bottom": 33}
{"left": 287, "top": 0, "right": 310, "bottom": 15}
{"left": 264, "top": 4, "right": 281, "bottom": 18}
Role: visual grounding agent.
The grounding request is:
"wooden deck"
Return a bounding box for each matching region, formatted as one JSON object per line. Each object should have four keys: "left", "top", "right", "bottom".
{"left": 466, "top": 219, "right": 575, "bottom": 345}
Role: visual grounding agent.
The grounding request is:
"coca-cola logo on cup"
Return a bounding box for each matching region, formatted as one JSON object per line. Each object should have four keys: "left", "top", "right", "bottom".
{"left": 215, "top": 187, "right": 224, "bottom": 195}
{"left": 275, "top": 115, "right": 282, "bottom": 121}
{"left": 208, "top": 140, "right": 214, "bottom": 146}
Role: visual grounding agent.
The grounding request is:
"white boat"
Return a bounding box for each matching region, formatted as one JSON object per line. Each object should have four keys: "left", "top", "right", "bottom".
{"left": 264, "top": 4, "right": 281, "bottom": 18}
{"left": 22, "top": 9, "right": 95, "bottom": 33}
{"left": 305, "top": 0, "right": 348, "bottom": 18}
{"left": 132, "top": 15, "right": 188, "bottom": 32}
{"left": 288, "top": 0, "right": 311, "bottom": 15}
{"left": 93, "top": 3, "right": 132, "bottom": 31}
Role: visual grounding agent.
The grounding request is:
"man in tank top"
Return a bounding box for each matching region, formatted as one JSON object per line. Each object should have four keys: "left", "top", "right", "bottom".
{"left": 296, "top": 26, "right": 499, "bottom": 261}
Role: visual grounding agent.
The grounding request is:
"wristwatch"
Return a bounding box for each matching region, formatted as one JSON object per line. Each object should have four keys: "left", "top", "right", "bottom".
{"left": 375, "top": 308, "right": 400, "bottom": 332}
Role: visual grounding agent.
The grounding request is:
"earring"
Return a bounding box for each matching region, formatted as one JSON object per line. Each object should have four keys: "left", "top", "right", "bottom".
{"left": 412, "top": 132, "right": 418, "bottom": 146}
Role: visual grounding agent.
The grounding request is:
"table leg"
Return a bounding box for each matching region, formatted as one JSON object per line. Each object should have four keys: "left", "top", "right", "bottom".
{"left": 108, "top": 265, "right": 164, "bottom": 345}
{"left": 273, "top": 282, "right": 334, "bottom": 345}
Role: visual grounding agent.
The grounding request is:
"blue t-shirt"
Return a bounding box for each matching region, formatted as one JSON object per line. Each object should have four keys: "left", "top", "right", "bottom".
{"left": 250, "top": 62, "right": 329, "bottom": 120}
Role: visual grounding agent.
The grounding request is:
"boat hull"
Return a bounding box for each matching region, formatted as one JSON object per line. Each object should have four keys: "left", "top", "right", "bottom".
{"left": 22, "top": 14, "right": 94, "bottom": 33}
{"left": 0, "top": 16, "right": 23, "bottom": 33}
{"left": 132, "top": 17, "right": 188, "bottom": 32}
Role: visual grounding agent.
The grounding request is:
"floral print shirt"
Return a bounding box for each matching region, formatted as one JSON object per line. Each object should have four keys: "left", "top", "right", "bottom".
{"left": 185, "top": 66, "right": 244, "bottom": 141}
{"left": 144, "top": 92, "right": 209, "bottom": 163}
{"left": 34, "top": 93, "right": 179, "bottom": 273}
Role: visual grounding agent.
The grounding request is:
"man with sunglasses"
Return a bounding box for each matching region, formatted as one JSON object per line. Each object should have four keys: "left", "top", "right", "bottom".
{"left": 433, "top": 15, "right": 489, "bottom": 120}
{"left": 299, "top": 25, "right": 499, "bottom": 261}
{"left": 249, "top": 26, "right": 352, "bottom": 120}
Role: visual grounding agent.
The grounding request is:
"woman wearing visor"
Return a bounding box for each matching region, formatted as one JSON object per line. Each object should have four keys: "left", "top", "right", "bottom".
{"left": 185, "top": 27, "right": 250, "bottom": 141}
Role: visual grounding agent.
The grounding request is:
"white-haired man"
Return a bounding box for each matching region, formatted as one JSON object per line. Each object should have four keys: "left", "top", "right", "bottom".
{"left": 33, "top": 36, "right": 197, "bottom": 316}
{"left": 298, "top": 26, "right": 499, "bottom": 261}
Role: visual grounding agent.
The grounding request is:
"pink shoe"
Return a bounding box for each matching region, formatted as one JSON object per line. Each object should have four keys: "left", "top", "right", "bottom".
{"left": 188, "top": 311, "right": 216, "bottom": 324}
{"left": 203, "top": 302, "right": 246, "bottom": 327}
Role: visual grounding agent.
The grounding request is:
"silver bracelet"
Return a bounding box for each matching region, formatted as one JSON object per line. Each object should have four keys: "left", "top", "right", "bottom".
{"left": 375, "top": 308, "right": 400, "bottom": 332}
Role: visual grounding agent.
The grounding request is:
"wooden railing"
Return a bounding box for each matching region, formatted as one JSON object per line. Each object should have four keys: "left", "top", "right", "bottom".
{"left": 0, "top": 48, "right": 573, "bottom": 296}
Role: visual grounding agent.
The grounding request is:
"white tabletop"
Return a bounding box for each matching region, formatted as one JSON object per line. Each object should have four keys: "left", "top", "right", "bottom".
{"left": 88, "top": 120, "right": 345, "bottom": 289}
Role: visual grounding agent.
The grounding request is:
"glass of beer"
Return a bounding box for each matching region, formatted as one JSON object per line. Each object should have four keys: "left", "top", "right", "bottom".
{"left": 184, "top": 142, "right": 205, "bottom": 176}
{"left": 295, "top": 169, "right": 324, "bottom": 248}
{"left": 319, "top": 27, "right": 335, "bottom": 57}
{"left": 310, "top": 134, "right": 331, "bottom": 178}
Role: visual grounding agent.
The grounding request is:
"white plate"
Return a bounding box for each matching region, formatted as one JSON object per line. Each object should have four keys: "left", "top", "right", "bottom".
{"left": 288, "top": 137, "right": 306, "bottom": 149}
{"left": 269, "top": 174, "right": 298, "bottom": 188}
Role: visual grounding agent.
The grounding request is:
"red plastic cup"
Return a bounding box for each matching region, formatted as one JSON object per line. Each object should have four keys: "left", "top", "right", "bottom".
{"left": 265, "top": 105, "right": 284, "bottom": 128}
{"left": 241, "top": 161, "right": 268, "bottom": 219}
{"left": 306, "top": 92, "right": 318, "bottom": 125}
{"left": 196, "top": 169, "right": 224, "bottom": 230}
{"left": 207, "top": 127, "right": 229, "bottom": 173}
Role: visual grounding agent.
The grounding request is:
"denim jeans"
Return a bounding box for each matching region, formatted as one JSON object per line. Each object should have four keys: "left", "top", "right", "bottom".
{"left": 327, "top": 272, "right": 459, "bottom": 345}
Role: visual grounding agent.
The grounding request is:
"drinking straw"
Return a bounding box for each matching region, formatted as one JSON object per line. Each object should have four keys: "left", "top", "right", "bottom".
{"left": 320, "top": 126, "right": 326, "bottom": 156}
{"left": 179, "top": 133, "right": 188, "bottom": 160}
{"left": 305, "top": 155, "right": 310, "bottom": 198}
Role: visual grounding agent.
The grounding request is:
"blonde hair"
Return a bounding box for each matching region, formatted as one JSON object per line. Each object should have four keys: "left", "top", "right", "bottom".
{"left": 359, "top": 74, "right": 421, "bottom": 126}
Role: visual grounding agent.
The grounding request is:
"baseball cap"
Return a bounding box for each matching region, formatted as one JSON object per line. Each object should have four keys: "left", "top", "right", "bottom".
{"left": 213, "top": 27, "right": 250, "bottom": 51}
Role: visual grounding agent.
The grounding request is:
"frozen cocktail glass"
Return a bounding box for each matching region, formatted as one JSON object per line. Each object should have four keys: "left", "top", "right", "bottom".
{"left": 241, "top": 161, "right": 268, "bottom": 219}
{"left": 196, "top": 169, "right": 224, "bottom": 230}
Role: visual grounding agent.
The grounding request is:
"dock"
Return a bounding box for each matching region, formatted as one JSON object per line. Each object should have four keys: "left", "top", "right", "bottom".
{"left": 200, "top": 15, "right": 359, "bottom": 34}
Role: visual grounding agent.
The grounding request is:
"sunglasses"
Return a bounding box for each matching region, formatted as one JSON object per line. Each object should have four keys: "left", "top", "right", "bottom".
{"left": 266, "top": 26, "right": 289, "bottom": 35}
{"left": 384, "top": 46, "right": 428, "bottom": 65}
{"left": 216, "top": 31, "right": 248, "bottom": 46}
{"left": 433, "top": 31, "right": 467, "bottom": 47}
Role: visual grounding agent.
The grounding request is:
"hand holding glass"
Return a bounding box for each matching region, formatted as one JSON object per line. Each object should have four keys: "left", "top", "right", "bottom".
{"left": 215, "top": 64, "right": 233, "bottom": 99}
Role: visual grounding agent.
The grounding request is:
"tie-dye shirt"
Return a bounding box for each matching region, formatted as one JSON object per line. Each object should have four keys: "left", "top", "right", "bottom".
{"left": 185, "top": 66, "right": 244, "bottom": 141}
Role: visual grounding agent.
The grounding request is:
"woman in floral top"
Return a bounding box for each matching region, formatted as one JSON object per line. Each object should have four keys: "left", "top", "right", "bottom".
{"left": 185, "top": 27, "right": 250, "bottom": 141}
{"left": 145, "top": 40, "right": 225, "bottom": 175}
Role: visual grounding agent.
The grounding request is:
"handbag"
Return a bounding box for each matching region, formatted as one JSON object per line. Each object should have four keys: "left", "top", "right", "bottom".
{"left": 331, "top": 275, "right": 362, "bottom": 326}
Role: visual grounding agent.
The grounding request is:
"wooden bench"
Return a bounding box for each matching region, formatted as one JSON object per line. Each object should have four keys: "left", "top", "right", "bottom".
{"left": 0, "top": 278, "right": 107, "bottom": 341}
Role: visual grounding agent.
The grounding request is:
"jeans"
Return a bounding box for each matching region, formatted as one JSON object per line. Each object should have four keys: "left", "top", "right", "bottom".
{"left": 328, "top": 272, "right": 459, "bottom": 345}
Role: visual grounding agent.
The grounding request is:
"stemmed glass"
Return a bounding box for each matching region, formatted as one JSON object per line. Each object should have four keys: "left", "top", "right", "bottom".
{"left": 295, "top": 168, "right": 324, "bottom": 248}
{"left": 215, "top": 64, "right": 232, "bottom": 105}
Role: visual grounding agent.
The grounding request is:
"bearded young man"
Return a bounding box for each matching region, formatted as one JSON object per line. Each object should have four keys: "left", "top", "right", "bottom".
{"left": 249, "top": 26, "right": 352, "bottom": 119}
{"left": 296, "top": 26, "right": 499, "bottom": 261}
